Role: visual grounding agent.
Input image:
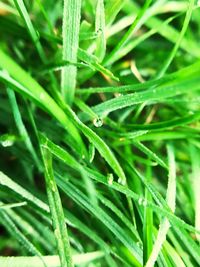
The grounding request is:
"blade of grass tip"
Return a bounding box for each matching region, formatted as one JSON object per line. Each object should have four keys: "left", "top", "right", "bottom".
{"left": 0, "top": 202, "right": 27, "bottom": 210}
{"left": 156, "top": 0, "right": 195, "bottom": 78}
{"left": 40, "top": 137, "right": 73, "bottom": 267}
{"left": 103, "top": 0, "right": 153, "bottom": 66}
{"left": 190, "top": 144, "right": 200, "bottom": 243}
{"left": 77, "top": 48, "right": 119, "bottom": 81}
{"left": 6, "top": 88, "right": 41, "bottom": 171}
{"left": 74, "top": 97, "right": 99, "bottom": 121}
{"left": 61, "top": 0, "right": 82, "bottom": 105}
{"left": 105, "top": 0, "right": 125, "bottom": 26}
{"left": 95, "top": 0, "right": 106, "bottom": 61}
{"left": 133, "top": 141, "right": 168, "bottom": 169}
{"left": 145, "top": 144, "right": 176, "bottom": 267}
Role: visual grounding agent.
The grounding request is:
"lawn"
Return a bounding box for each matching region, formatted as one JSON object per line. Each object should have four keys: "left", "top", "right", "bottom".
{"left": 0, "top": 0, "right": 200, "bottom": 266}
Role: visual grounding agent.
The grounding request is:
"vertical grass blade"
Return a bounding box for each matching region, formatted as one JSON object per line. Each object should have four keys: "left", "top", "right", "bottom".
{"left": 13, "top": 0, "right": 46, "bottom": 62}
{"left": 40, "top": 137, "right": 73, "bottom": 267}
{"left": 143, "top": 164, "right": 153, "bottom": 265}
{"left": 145, "top": 144, "right": 176, "bottom": 267}
{"left": 190, "top": 144, "right": 200, "bottom": 243}
{"left": 61, "top": 0, "right": 82, "bottom": 105}
{"left": 7, "top": 88, "right": 41, "bottom": 170}
{"left": 104, "top": 0, "right": 153, "bottom": 66}
{"left": 157, "top": 0, "right": 195, "bottom": 78}
{"left": 95, "top": 0, "right": 106, "bottom": 61}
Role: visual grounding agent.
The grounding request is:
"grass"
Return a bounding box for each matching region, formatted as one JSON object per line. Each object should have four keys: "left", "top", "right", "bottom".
{"left": 0, "top": 0, "right": 200, "bottom": 266}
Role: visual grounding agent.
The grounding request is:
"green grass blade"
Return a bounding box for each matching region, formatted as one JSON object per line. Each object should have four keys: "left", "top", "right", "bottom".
{"left": 105, "top": 0, "right": 125, "bottom": 26}
{"left": 92, "top": 64, "right": 200, "bottom": 116}
{"left": 78, "top": 48, "right": 119, "bottom": 81}
{"left": 104, "top": 0, "right": 153, "bottom": 66}
{"left": 57, "top": 177, "right": 143, "bottom": 266}
{"left": 6, "top": 88, "right": 41, "bottom": 170}
{"left": 61, "top": 0, "right": 82, "bottom": 104}
{"left": 0, "top": 252, "right": 104, "bottom": 267}
{"left": 95, "top": 0, "right": 106, "bottom": 61}
{"left": 40, "top": 138, "right": 73, "bottom": 267}
{"left": 0, "top": 171, "right": 49, "bottom": 212}
{"left": 190, "top": 144, "right": 200, "bottom": 242}
{"left": 157, "top": 0, "right": 195, "bottom": 78}
{"left": 0, "top": 210, "right": 45, "bottom": 266}
{"left": 13, "top": 0, "right": 46, "bottom": 62}
{"left": 145, "top": 144, "right": 176, "bottom": 267}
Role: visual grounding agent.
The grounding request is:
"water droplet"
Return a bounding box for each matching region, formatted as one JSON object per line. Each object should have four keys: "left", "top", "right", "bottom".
{"left": 1, "top": 140, "right": 14, "bottom": 147}
{"left": 118, "top": 177, "right": 126, "bottom": 185}
{"left": 107, "top": 173, "right": 114, "bottom": 185}
{"left": 93, "top": 117, "right": 103, "bottom": 128}
{"left": 81, "top": 154, "right": 86, "bottom": 159}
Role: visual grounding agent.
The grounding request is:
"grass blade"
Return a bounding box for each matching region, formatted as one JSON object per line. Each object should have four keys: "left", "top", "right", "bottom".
{"left": 6, "top": 88, "right": 41, "bottom": 170}
{"left": 40, "top": 137, "right": 73, "bottom": 267}
{"left": 61, "top": 0, "right": 82, "bottom": 104}
{"left": 95, "top": 0, "right": 106, "bottom": 61}
{"left": 0, "top": 252, "right": 104, "bottom": 267}
{"left": 145, "top": 144, "right": 176, "bottom": 267}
